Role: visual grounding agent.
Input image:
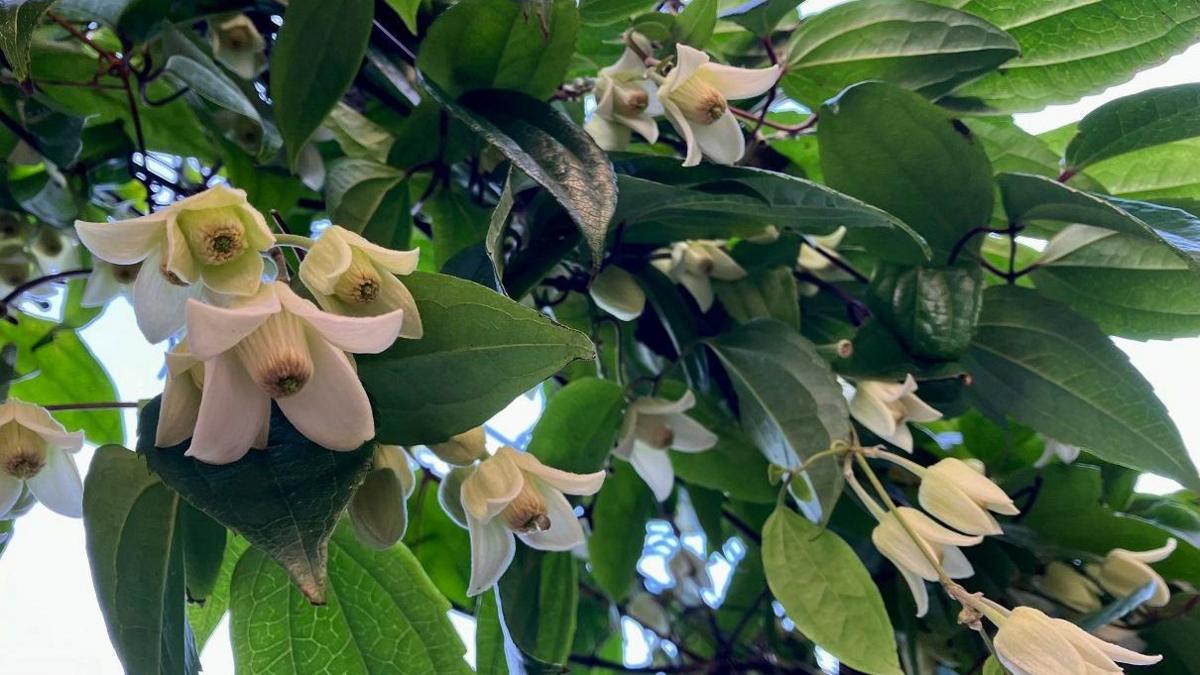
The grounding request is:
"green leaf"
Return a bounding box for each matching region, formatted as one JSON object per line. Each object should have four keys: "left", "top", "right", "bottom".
{"left": 138, "top": 397, "right": 375, "bottom": 604}
{"left": 385, "top": 0, "right": 422, "bottom": 34}
{"left": 580, "top": 0, "right": 658, "bottom": 25}
{"left": 271, "top": 0, "right": 374, "bottom": 168}
{"left": 325, "top": 102, "right": 396, "bottom": 163}
{"left": 84, "top": 445, "right": 198, "bottom": 675}
{"left": 359, "top": 271, "right": 594, "bottom": 445}
{"left": 180, "top": 502, "right": 226, "bottom": 602}
{"left": 707, "top": 319, "right": 850, "bottom": 522}
{"left": 1064, "top": 83, "right": 1200, "bottom": 172}
{"left": 968, "top": 116, "right": 1064, "bottom": 177}
{"left": 527, "top": 377, "right": 625, "bottom": 474}
{"left": 424, "top": 79, "right": 617, "bottom": 270}
{"left": 782, "top": 0, "right": 1018, "bottom": 109}
{"left": 417, "top": 0, "right": 579, "bottom": 100}
{"left": 408, "top": 474, "right": 473, "bottom": 607}
{"left": 819, "top": 81, "right": 994, "bottom": 264}
{"left": 497, "top": 547, "right": 578, "bottom": 666}
{"left": 964, "top": 286, "right": 1200, "bottom": 491}
{"left": 588, "top": 462, "right": 654, "bottom": 601}
{"left": 427, "top": 186, "right": 492, "bottom": 270}
{"left": 188, "top": 535, "right": 250, "bottom": 650}
{"left": 475, "top": 591, "right": 511, "bottom": 675}
{"left": 674, "top": 0, "right": 717, "bottom": 47}
{"left": 486, "top": 168, "right": 516, "bottom": 291}
{"left": 715, "top": 266, "right": 800, "bottom": 331}
{"left": 1032, "top": 226, "right": 1200, "bottom": 340}
{"left": 763, "top": 506, "right": 901, "bottom": 675}
{"left": 1083, "top": 137, "right": 1200, "bottom": 200}
{"left": 723, "top": 0, "right": 800, "bottom": 36}
{"left": 0, "top": 0, "right": 55, "bottom": 82}
{"left": 325, "top": 158, "right": 406, "bottom": 235}
{"left": 230, "top": 526, "right": 470, "bottom": 674}
{"left": 867, "top": 262, "right": 985, "bottom": 360}
{"left": 933, "top": 0, "right": 1200, "bottom": 113}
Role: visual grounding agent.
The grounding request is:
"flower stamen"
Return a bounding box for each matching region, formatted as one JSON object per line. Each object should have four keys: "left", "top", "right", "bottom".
{"left": 500, "top": 481, "right": 551, "bottom": 534}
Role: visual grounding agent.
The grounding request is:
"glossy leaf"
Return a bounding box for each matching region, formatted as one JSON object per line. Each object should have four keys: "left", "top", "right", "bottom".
{"left": 527, "top": 377, "right": 625, "bottom": 475}
{"left": 1083, "top": 137, "right": 1200, "bottom": 200}
{"left": 783, "top": 0, "right": 1018, "bottom": 108}
{"left": 498, "top": 547, "right": 578, "bottom": 666}
{"left": 0, "top": 0, "right": 54, "bottom": 81}
{"left": 1065, "top": 83, "right": 1200, "bottom": 172}
{"left": 588, "top": 462, "right": 654, "bottom": 601}
{"left": 138, "top": 397, "right": 375, "bottom": 604}
{"left": 475, "top": 591, "right": 511, "bottom": 675}
{"left": 325, "top": 159, "right": 406, "bottom": 235}
{"left": 867, "top": 262, "right": 985, "bottom": 360}
{"left": 358, "top": 271, "right": 594, "bottom": 445}
{"left": 965, "top": 286, "right": 1200, "bottom": 491}
{"left": 674, "top": 0, "right": 717, "bottom": 47}
{"left": 764, "top": 506, "right": 901, "bottom": 675}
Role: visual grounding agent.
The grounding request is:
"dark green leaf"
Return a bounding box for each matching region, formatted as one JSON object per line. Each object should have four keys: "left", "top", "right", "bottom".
{"left": 819, "top": 81, "right": 994, "bottom": 264}
{"left": 0, "top": 0, "right": 55, "bottom": 82}
{"left": 674, "top": 0, "right": 717, "bottom": 47}
{"left": 417, "top": 0, "right": 579, "bottom": 100}
{"left": 723, "top": 0, "right": 799, "bottom": 36}
{"left": 964, "top": 286, "right": 1200, "bottom": 491}
{"left": 359, "top": 271, "right": 594, "bottom": 445}
{"left": 180, "top": 502, "right": 226, "bottom": 602}
{"left": 325, "top": 158, "right": 406, "bottom": 235}
{"left": 1082, "top": 138, "right": 1200, "bottom": 201}
{"left": 527, "top": 377, "right": 625, "bottom": 474}
{"left": 1065, "top": 83, "right": 1200, "bottom": 172}
{"left": 138, "top": 397, "right": 375, "bottom": 604}
{"left": 715, "top": 266, "right": 800, "bottom": 331}
{"left": 764, "top": 506, "right": 901, "bottom": 675}
{"left": 408, "top": 473, "right": 473, "bottom": 607}
{"left": 707, "top": 319, "right": 850, "bottom": 522}
{"left": 188, "top": 535, "right": 250, "bottom": 650}
{"left": 497, "top": 547, "right": 578, "bottom": 666}
{"left": 84, "top": 445, "right": 198, "bottom": 675}
{"left": 588, "top": 462, "right": 654, "bottom": 600}
{"left": 580, "top": 0, "right": 658, "bottom": 25}
{"left": 867, "top": 262, "right": 984, "bottom": 360}
{"left": 475, "top": 591, "right": 511, "bottom": 675}
{"left": 783, "top": 0, "right": 1018, "bottom": 109}
{"left": 271, "top": 0, "right": 374, "bottom": 168}
{"left": 486, "top": 168, "right": 516, "bottom": 292}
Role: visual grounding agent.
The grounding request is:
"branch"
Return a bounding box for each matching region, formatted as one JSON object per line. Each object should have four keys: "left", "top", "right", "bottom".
{"left": 1, "top": 269, "right": 93, "bottom": 307}
{"left": 43, "top": 401, "right": 139, "bottom": 411}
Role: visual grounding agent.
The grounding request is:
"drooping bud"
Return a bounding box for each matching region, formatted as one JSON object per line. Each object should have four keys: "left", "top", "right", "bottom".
{"left": 333, "top": 248, "right": 384, "bottom": 305}
{"left": 0, "top": 246, "right": 36, "bottom": 288}
{"left": 499, "top": 481, "right": 551, "bottom": 534}
{"left": 428, "top": 426, "right": 488, "bottom": 466}
{"left": 233, "top": 312, "right": 314, "bottom": 398}
{"left": 1035, "top": 561, "right": 1103, "bottom": 613}
{"left": 612, "top": 82, "right": 650, "bottom": 117}
{"left": 589, "top": 265, "right": 645, "bottom": 321}
{"left": 0, "top": 421, "right": 48, "bottom": 479}
{"left": 179, "top": 206, "right": 248, "bottom": 266}
{"left": 348, "top": 445, "right": 416, "bottom": 549}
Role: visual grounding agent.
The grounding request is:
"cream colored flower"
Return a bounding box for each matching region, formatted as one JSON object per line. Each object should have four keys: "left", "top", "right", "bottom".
{"left": 298, "top": 225, "right": 422, "bottom": 338}
{"left": 155, "top": 339, "right": 210, "bottom": 448}
{"left": 460, "top": 446, "right": 604, "bottom": 595}
{"left": 589, "top": 265, "right": 646, "bottom": 321}
{"left": 872, "top": 507, "right": 982, "bottom": 617}
{"left": 585, "top": 35, "right": 660, "bottom": 151}
{"left": 849, "top": 374, "right": 942, "bottom": 452}
{"left": 1036, "top": 437, "right": 1081, "bottom": 468}
{"left": 209, "top": 14, "right": 266, "bottom": 80}
{"left": 1034, "top": 561, "right": 1103, "bottom": 613}
{"left": 74, "top": 185, "right": 275, "bottom": 343}
{"left": 428, "top": 426, "right": 488, "bottom": 466}
{"left": 1087, "top": 539, "right": 1177, "bottom": 608}
{"left": 30, "top": 226, "right": 80, "bottom": 274}
{"left": 991, "top": 606, "right": 1160, "bottom": 674}
{"left": 0, "top": 400, "right": 85, "bottom": 518}
{"left": 615, "top": 390, "right": 717, "bottom": 502}
{"left": 182, "top": 281, "right": 405, "bottom": 463}
{"left": 657, "top": 44, "right": 780, "bottom": 167}
{"left": 918, "top": 457, "right": 1018, "bottom": 536}
{"left": 651, "top": 240, "right": 746, "bottom": 312}
{"left": 348, "top": 445, "right": 417, "bottom": 549}
{"left": 81, "top": 261, "right": 141, "bottom": 308}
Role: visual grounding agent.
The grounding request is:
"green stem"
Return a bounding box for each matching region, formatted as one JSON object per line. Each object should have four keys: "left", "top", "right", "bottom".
{"left": 274, "top": 233, "right": 315, "bottom": 249}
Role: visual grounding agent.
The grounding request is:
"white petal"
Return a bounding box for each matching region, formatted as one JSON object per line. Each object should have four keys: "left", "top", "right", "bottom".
{"left": 81, "top": 265, "right": 120, "bottom": 308}
{"left": 186, "top": 353, "right": 271, "bottom": 464}
{"left": 665, "top": 45, "right": 711, "bottom": 95}
{"left": 1122, "top": 538, "right": 1177, "bottom": 564}
{"left": 466, "top": 514, "right": 516, "bottom": 597}
{"left": 0, "top": 472, "right": 23, "bottom": 516}
{"left": 198, "top": 250, "right": 265, "bottom": 296}
{"left": 616, "top": 112, "right": 659, "bottom": 145}
{"left": 461, "top": 452, "right": 524, "bottom": 520}
{"left": 899, "top": 567, "right": 930, "bottom": 618}
{"left": 162, "top": 218, "right": 197, "bottom": 285}
{"left": 704, "top": 244, "right": 747, "bottom": 281}
{"left": 900, "top": 392, "right": 942, "bottom": 423}
{"left": 850, "top": 387, "right": 899, "bottom": 443}
{"left": 518, "top": 481, "right": 585, "bottom": 551}
{"left": 585, "top": 116, "right": 631, "bottom": 152}
{"left": 277, "top": 335, "right": 374, "bottom": 451}
{"left": 298, "top": 229, "right": 352, "bottom": 296}
{"left": 630, "top": 445, "right": 675, "bottom": 502}
{"left": 349, "top": 235, "right": 421, "bottom": 275}
{"left": 589, "top": 266, "right": 646, "bottom": 322}
{"left": 506, "top": 449, "right": 605, "bottom": 496}
{"left": 375, "top": 274, "right": 423, "bottom": 339}
{"left": 132, "top": 250, "right": 191, "bottom": 344}
{"left": 696, "top": 62, "right": 780, "bottom": 101}
{"left": 660, "top": 99, "right": 701, "bottom": 167}
{"left": 276, "top": 282, "right": 404, "bottom": 354}
{"left": 74, "top": 214, "right": 164, "bottom": 264}
{"left": 185, "top": 285, "right": 279, "bottom": 359}
{"left": 155, "top": 374, "right": 202, "bottom": 447}
{"left": 614, "top": 412, "right": 638, "bottom": 459}
{"left": 994, "top": 608, "right": 1086, "bottom": 675}
{"left": 11, "top": 401, "right": 84, "bottom": 452}
{"left": 939, "top": 544, "right": 975, "bottom": 579}
{"left": 1079, "top": 630, "right": 1162, "bottom": 666}
{"left": 888, "top": 424, "right": 915, "bottom": 453}
{"left": 666, "top": 413, "right": 717, "bottom": 452}
{"left": 691, "top": 111, "right": 745, "bottom": 166}
{"left": 679, "top": 272, "right": 714, "bottom": 311}
{"left": 26, "top": 447, "right": 83, "bottom": 518}
{"left": 904, "top": 507, "right": 984, "bottom": 548}
{"left": 632, "top": 390, "right": 695, "bottom": 416}
{"left": 919, "top": 477, "right": 1002, "bottom": 537}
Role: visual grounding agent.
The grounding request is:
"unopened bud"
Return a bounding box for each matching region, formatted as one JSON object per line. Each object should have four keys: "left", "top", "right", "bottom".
{"left": 0, "top": 422, "right": 47, "bottom": 479}
{"left": 178, "top": 206, "right": 248, "bottom": 266}
{"left": 612, "top": 83, "right": 650, "bottom": 117}
{"left": 0, "top": 246, "right": 36, "bottom": 287}
{"left": 500, "top": 481, "right": 550, "bottom": 533}
{"left": 428, "top": 427, "right": 488, "bottom": 465}
{"left": 348, "top": 447, "right": 412, "bottom": 550}
{"left": 234, "top": 312, "right": 314, "bottom": 398}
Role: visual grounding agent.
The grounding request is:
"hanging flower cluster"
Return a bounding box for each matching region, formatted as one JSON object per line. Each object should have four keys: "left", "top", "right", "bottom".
{"left": 585, "top": 35, "right": 780, "bottom": 167}
{"left": 0, "top": 400, "right": 86, "bottom": 519}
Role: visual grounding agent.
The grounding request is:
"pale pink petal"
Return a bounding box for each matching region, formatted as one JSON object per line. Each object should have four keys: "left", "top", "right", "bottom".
{"left": 276, "top": 282, "right": 404, "bottom": 354}
{"left": 185, "top": 285, "right": 279, "bottom": 359}
{"left": 26, "top": 447, "right": 83, "bottom": 518}
{"left": 186, "top": 353, "right": 271, "bottom": 464}
{"left": 466, "top": 514, "right": 516, "bottom": 596}
{"left": 277, "top": 334, "right": 375, "bottom": 451}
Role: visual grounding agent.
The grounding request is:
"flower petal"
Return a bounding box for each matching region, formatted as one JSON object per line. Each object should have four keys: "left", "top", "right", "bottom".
{"left": 375, "top": 273, "right": 423, "bottom": 339}
{"left": 918, "top": 477, "right": 1002, "bottom": 536}
{"left": 156, "top": 372, "right": 202, "bottom": 447}
{"left": 506, "top": 448, "right": 605, "bottom": 496}
{"left": 81, "top": 263, "right": 121, "bottom": 308}
{"left": 132, "top": 250, "right": 191, "bottom": 343}
{"left": 0, "top": 472, "right": 23, "bottom": 516}
{"left": 899, "top": 567, "right": 930, "bottom": 618}
{"left": 630, "top": 445, "right": 675, "bottom": 502}
{"left": 696, "top": 62, "right": 780, "bottom": 100}
{"left": 589, "top": 265, "right": 646, "bottom": 322}
{"left": 74, "top": 214, "right": 164, "bottom": 264}
{"left": 632, "top": 390, "right": 695, "bottom": 416}
{"left": 466, "top": 514, "right": 516, "bottom": 597}
{"left": 162, "top": 217, "right": 197, "bottom": 285}
{"left": 277, "top": 334, "right": 375, "bottom": 451}
{"left": 691, "top": 111, "right": 745, "bottom": 166}
{"left": 298, "top": 229, "right": 352, "bottom": 296}
{"left": 939, "top": 544, "right": 975, "bottom": 579}
{"left": 26, "top": 447, "right": 83, "bottom": 517}
{"left": 187, "top": 353, "right": 271, "bottom": 464}
{"left": 704, "top": 244, "right": 747, "bottom": 281}
{"left": 347, "top": 233, "right": 421, "bottom": 275}
{"left": 679, "top": 272, "right": 715, "bottom": 311}
{"left": 11, "top": 401, "right": 83, "bottom": 452}
{"left": 994, "top": 608, "right": 1086, "bottom": 675}
{"left": 518, "top": 480, "right": 585, "bottom": 551}
{"left": 616, "top": 112, "right": 659, "bottom": 145}
{"left": 198, "top": 249, "right": 265, "bottom": 296}
{"left": 665, "top": 44, "right": 711, "bottom": 95}
{"left": 276, "top": 282, "right": 404, "bottom": 353}
{"left": 660, "top": 98, "right": 701, "bottom": 167}
{"left": 185, "top": 285, "right": 279, "bottom": 359}
{"left": 1121, "top": 538, "right": 1177, "bottom": 564}
{"left": 904, "top": 506, "right": 984, "bottom": 548}
{"left": 666, "top": 413, "right": 717, "bottom": 452}
{"left": 849, "top": 385, "right": 899, "bottom": 443}
{"left": 461, "top": 451, "right": 524, "bottom": 520}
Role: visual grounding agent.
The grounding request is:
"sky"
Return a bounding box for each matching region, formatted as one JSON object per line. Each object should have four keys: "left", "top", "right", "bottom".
{"left": 1, "top": 28, "right": 1199, "bottom": 675}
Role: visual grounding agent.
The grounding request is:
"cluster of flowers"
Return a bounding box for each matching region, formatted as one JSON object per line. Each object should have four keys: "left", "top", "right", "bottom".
{"left": 585, "top": 34, "right": 781, "bottom": 167}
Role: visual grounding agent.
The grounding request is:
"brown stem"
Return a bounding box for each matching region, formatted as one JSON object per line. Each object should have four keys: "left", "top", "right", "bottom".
{"left": 43, "top": 401, "right": 139, "bottom": 411}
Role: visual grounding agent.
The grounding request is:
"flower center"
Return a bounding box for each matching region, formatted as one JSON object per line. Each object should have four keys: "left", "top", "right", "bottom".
{"left": 681, "top": 245, "right": 715, "bottom": 276}
{"left": 0, "top": 422, "right": 47, "bottom": 479}
{"left": 179, "top": 207, "right": 248, "bottom": 266}
{"left": 673, "top": 76, "right": 727, "bottom": 125}
{"left": 112, "top": 263, "right": 141, "bottom": 284}
{"left": 224, "top": 27, "right": 253, "bottom": 51}
{"left": 333, "top": 249, "right": 384, "bottom": 305}
{"left": 234, "top": 312, "right": 315, "bottom": 398}
{"left": 613, "top": 84, "right": 650, "bottom": 117}
{"left": 500, "top": 481, "right": 551, "bottom": 534}
{"left": 647, "top": 423, "right": 675, "bottom": 450}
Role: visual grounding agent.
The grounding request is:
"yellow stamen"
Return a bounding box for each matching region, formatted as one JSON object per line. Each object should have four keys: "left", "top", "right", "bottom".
{"left": 500, "top": 481, "right": 551, "bottom": 534}
{"left": 0, "top": 421, "right": 47, "bottom": 479}
{"left": 333, "top": 249, "right": 384, "bottom": 305}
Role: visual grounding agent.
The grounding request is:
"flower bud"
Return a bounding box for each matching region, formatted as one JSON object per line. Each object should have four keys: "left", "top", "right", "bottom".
{"left": 233, "top": 312, "right": 314, "bottom": 398}
{"left": 1035, "top": 561, "right": 1103, "bottom": 613}
{"left": 209, "top": 14, "right": 267, "bottom": 79}
{"left": 348, "top": 446, "right": 416, "bottom": 549}
{"left": 428, "top": 427, "right": 488, "bottom": 466}
{"left": 1087, "top": 539, "right": 1177, "bottom": 608}
{"left": 589, "top": 265, "right": 646, "bottom": 321}
{"left": 918, "top": 457, "right": 1018, "bottom": 536}
{"left": 612, "top": 82, "right": 650, "bottom": 117}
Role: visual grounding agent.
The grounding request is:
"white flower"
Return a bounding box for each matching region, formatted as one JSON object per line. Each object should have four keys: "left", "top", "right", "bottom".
{"left": 298, "top": 225, "right": 422, "bottom": 338}
{"left": 669, "top": 546, "right": 712, "bottom": 607}
{"left": 74, "top": 185, "right": 276, "bottom": 343}
{"left": 155, "top": 339, "right": 209, "bottom": 448}
{"left": 615, "top": 390, "right": 717, "bottom": 502}
{"left": 871, "top": 507, "right": 982, "bottom": 617}
{"left": 849, "top": 374, "right": 942, "bottom": 452}
{"left": 460, "top": 446, "right": 604, "bottom": 595}
{"left": 991, "top": 606, "right": 1160, "bottom": 674}
{"left": 348, "top": 445, "right": 417, "bottom": 549}
{"left": 797, "top": 226, "right": 847, "bottom": 292}
{"left": 651, "top": 240, "right": 746, "bottom": 312}
{"left": 181, "top": 281, "right": 405, "bottom": 463}
{"left": 584, "top": 35, "right": 661, "bottom": 151}
{"left": 589, "top": 265, "right": 646, "bottom": 321}
{"left": 918, "top": 457, "right": 1018, "bottom": 536}
{"left": 0, "top": 244, "right": 52, "bottom": 300}
{"left": 1034, "top": 561, "right": 1103, "bottom": 613}
{"left": 1087, "top": 539, "right": 1177, "bottom": 608}
{"left": 656, "top": 44, "right": 780, "bottom": 167}
{"left": 1036, "top": 437, "right": 1081, "bottom": 468}
{"left": 209, "top": 14, "right": 266, "bottom": 80}
{"left": 30, "top": 226, "right": 80, "bottom": 274}
{"left": 81, "top": 261, "right": 140, "bottom": 308}
{"left": 428, "top": 426, "right": 488, "bottom": 466}
{"left": 0, "top": 400, "right": 85, "bottom": 518}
